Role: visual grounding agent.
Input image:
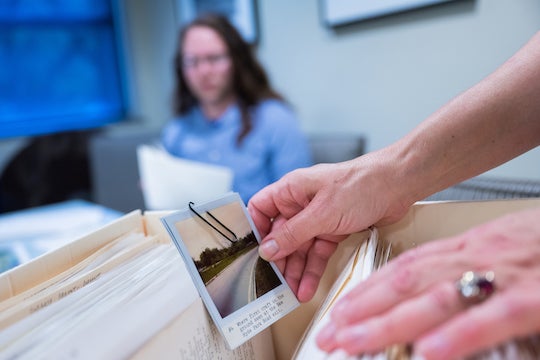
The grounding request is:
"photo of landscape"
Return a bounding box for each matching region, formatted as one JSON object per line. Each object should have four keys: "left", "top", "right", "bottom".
{"left": 174, "top": 201, "right": 281, "bottom": 318}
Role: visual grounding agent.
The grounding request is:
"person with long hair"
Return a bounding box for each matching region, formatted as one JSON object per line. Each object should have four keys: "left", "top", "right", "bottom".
{"left": 161, "top": 13, "right": 311, "bottom": 203}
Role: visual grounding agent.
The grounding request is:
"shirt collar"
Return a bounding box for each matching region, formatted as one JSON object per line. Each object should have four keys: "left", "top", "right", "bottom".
{"left": 196, "top": 102, "right": 241, "bottom": 128}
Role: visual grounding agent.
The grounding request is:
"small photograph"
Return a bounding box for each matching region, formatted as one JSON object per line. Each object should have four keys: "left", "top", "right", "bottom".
{"left": 175, "top": 0, "right": 259, "bottom": 44}
{"left": 172, "top": 199, "right": 281, "bottom": 318}
{"left": 162, "top": 192, "right": 299, "bottom": 349}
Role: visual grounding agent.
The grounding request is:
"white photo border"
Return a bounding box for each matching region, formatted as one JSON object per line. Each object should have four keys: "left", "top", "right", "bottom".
{"left": 161, "top": 192, "right": 299, "bottom": 349}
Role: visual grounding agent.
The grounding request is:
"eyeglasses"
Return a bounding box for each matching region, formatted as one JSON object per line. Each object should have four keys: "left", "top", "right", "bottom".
{"left": 182, "top": 53, "right": 230, "bottom": 69}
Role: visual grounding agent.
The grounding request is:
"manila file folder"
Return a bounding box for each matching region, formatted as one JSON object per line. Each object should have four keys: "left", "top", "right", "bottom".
{"left": 1, "top": 198, "right": 540, "bottom": 359}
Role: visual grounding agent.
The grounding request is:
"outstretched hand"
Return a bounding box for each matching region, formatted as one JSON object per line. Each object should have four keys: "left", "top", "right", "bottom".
{"left": 315, "top": 206, "right": 540, "bottom": 359}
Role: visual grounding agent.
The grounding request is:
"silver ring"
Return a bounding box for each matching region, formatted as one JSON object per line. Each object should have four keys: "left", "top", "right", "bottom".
{"left": 457, "top": 271, "right": 495, "bottom": 304}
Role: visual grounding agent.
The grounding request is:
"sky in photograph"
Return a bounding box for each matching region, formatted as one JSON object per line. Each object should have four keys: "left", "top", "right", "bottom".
{"left": 174, "top": 201, "right": 253, "bottom": 260}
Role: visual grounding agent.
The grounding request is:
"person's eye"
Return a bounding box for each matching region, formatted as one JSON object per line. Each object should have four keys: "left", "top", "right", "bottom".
{"left": 208, "top": 55, "right": 222, "bottom": 64}
{"left": 210, "top": 54, "right": 229, "bottom": 65}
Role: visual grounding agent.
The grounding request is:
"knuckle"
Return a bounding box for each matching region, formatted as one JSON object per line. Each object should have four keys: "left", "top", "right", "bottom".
{"left": 428, "top": 284, "right": 456, "bottom": 312}
{"left": 484, "top": 234, "right": 514, "bottom": 253}
{"left": 394, "top": 250, "right": 418, "bottom": 267}
{"left": 390, "top": 265, "right": 417, "bottom": 295}
{"left": 280, "top": 221, "right": 303, "bottom": 249}
{"left": 389, "top": 251, "right": 421, "bottom": 295}
{"left": 377, "top": 316, "right": 409, "bottom": 345}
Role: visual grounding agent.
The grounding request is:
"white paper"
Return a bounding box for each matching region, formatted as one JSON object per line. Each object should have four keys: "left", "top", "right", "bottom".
{"left": 294, "top": 229, "right": 394, "bottom": 360}
{"left": 0, "top": 244, "right": 200, "bottom": 359}
{"left": 137, "top": 145, "right": 233, "bottom": 210}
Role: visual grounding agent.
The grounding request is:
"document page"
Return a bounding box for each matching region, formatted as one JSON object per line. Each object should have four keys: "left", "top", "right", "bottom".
{"left": 293, "top": 229, "right": 397, "bottom": 360}
{"left": 0, "top": 243, "right": 198, "bottom": 359}
{"left": 132, "top": 297, "right": 275, "bottom": 360}
{"left": 0, "top": 227, "right": 275, "bottom": 359}
{"left": 0, "top": 232, "right": 158, "bottom": 328}
{"left": 137, "top": 145, "right": 233, "bottom": 210}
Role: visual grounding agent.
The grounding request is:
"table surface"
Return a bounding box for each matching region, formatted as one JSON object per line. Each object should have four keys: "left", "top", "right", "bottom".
{"left": 0, "top": 200, "right": 123, "bottom": 273}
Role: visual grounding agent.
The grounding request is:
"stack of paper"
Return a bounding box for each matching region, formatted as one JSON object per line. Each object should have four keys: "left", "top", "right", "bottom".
{"left": 292, "top": 228, "right": 540, "bottom": 360}
{"left": 137, "top": 145, "right": 233, "bottom": 211}
{"left": 293, "top": 228, "right": 399, "bottom": 360}
{"left": 0, "top": 228, "right": 271, "bottom": 359}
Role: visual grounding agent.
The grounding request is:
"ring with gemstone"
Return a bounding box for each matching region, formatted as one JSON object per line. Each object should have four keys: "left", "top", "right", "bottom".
{"left": 456, "top": 271, "right": 495, "bottom": 304}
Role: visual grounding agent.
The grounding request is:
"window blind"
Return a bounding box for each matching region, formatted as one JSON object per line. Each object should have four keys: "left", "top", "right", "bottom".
{"left": 0, "top": 0, "right": 126, "bottom": 138}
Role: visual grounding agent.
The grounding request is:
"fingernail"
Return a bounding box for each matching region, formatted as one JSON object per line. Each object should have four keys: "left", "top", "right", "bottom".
{"left": 259, "top": 239, "right": 279, "bottom": 260}
{"left": 410, "top": 355, "right": 426, "bottom": 360}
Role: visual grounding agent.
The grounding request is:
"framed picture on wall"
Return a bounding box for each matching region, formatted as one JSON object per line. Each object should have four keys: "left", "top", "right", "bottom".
{"left": 175, "top": 0, "right": 259, "bottom": 44}
{"left": 321, "top": 0, "right": 457, "bottom": 27}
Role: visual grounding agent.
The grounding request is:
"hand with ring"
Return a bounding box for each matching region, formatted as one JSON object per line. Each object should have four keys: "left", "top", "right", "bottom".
{"left": 315, "top": 206, "right": 540, "bottom": 360}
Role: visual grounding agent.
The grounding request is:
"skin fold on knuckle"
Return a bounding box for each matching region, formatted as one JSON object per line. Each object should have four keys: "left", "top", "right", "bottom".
{"left": 482, "top": 233, "right": 517, "bottom": 254}
{"left": 428, "top": 283, "right": 458, "bottom": 313}
{"left": 390, "top": 252, "right": 421, "bottom": 296}
{"left": 278, "top": 220, "right": 304, "bottom": 253}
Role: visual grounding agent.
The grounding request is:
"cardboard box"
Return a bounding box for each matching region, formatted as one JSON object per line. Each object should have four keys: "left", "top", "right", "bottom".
{"left": 1, "top": 198, "right": 540, "bottom": 359}
{"left": 272, "top": 198, "right": 540, "bottom": 359}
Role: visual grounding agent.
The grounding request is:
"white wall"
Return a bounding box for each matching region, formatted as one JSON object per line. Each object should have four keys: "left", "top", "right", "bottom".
{"left": 124, "top": 0, "right": 540, "bottom": 179}
{"left": 254, "top": 0, "right": 540, "bottom": 179}
{"left": 120, "top": 0, "right": 179, "bottom": 130}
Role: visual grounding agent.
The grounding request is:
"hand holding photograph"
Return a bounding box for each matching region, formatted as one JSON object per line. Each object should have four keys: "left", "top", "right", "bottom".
{"left": 161, "top": 192, "right": 299, "bottom": 350}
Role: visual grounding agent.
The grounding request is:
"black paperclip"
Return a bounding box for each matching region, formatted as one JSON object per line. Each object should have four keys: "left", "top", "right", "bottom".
{"left": 188, "top": 201, "right": 238, "bottom": 243}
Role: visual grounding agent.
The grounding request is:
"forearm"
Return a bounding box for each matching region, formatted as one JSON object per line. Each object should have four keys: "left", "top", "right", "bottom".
{"left": 381, "top": 31, "right": 540, "bottom": 205}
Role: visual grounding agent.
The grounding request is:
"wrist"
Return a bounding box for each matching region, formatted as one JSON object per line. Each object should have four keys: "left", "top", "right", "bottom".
{"left": 380, "top": 134, "right": 453, "bottom": 206}
{"left": 348, "top": 150, "right": 416, "bottom": 225}
{"left": 383, "top": 139, "right": 447, "bottom": 202}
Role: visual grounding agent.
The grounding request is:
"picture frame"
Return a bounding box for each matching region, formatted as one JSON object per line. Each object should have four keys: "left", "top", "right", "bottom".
{"left": 175, "top": 0, "right": 259, "bottom": 45}
{"left": 320, "top": 0, "right": 457, "bottom": 27}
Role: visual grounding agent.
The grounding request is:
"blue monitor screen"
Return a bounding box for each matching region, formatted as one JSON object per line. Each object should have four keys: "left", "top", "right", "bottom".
{"left": 0, "top": 0, "right": 126, "bottom": 138}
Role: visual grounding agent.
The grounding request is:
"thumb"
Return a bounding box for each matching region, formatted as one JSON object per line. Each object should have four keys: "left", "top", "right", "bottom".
{"left": 258, "top": 204, "right": 327, "bottom": 261}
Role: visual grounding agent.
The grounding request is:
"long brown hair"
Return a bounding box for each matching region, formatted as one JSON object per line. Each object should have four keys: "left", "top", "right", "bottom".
{"left": 172, "top": 13, "right": 283, "bottom": 145}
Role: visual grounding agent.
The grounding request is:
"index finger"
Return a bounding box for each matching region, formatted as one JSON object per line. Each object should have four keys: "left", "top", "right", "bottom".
{"left": 248, "top": 179, "right": 309, "bottom": 238}
{"left": 257, "top": 192, "right": 347, "bottom": 261}
{"left": 248, "top": 188, "right": 279, "bottom": 239}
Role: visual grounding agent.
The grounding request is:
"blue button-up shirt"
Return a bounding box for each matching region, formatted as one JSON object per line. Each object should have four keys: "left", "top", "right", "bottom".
{"left": 161, "top": 99, "right": 312, "bottom": 203}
